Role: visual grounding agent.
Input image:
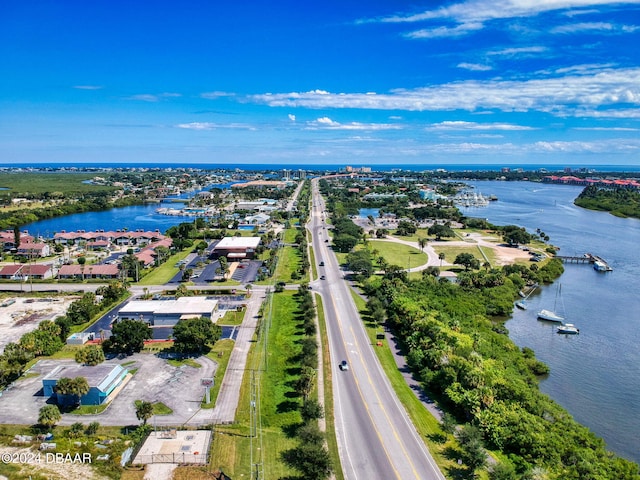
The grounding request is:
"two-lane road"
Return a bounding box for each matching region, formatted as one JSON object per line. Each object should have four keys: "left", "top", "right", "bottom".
{"left": 309, "top": 180, "right": 445, "bottom": 479}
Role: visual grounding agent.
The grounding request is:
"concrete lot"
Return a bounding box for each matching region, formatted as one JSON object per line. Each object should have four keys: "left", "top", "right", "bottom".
{"left": 0, "top": 354, "right": 216, "bottom": 426}
{"left": 0, "top": 296, "right": 77, "bottom": 353}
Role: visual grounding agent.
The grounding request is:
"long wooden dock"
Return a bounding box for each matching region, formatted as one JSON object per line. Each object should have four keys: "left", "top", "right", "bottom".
{"left": 556, "top": 253, "right": 612, "bottom": 271}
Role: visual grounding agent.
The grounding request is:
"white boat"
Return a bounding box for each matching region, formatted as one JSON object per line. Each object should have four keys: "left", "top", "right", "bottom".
{"left": 515, "top": 284, "right": 537, "bottom": 311}
{"left": 537, "top": 284, "right": 565, "bottom": 323}
{"left": 557, "top": 323, "right": 579, "bottom": 334}
{"left": 537, "top": 309, "right": 565, "bottom": 322}
{"left": 593, "top": 260, "right": 612, "bottom": 272}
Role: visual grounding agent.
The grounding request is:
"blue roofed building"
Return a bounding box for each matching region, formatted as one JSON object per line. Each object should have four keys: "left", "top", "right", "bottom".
{"left": 42, "top": 363, "right": 128, "bottom": 406}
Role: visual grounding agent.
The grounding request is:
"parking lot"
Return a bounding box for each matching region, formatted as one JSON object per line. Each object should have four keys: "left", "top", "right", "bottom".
{"left": 0, "top": 353, "right": 217, "bottom": 426}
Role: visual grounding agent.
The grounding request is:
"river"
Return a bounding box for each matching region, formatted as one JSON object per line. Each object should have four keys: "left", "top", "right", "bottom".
{"left": 460, "top": 180, "right": 640, "bottom": 464}
{"left": 22, "top": 181, "right": 243, "bottom": 236}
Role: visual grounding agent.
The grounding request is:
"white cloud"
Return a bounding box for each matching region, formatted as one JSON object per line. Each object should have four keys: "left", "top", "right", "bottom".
{"left": 457, "top": 62, "right": 493, "bottom": 71}
{"left": 306, "top": 117, "right": 402, "bottom": 130}
{"left": 572, "top": 108, "right": 640, "bottom": 118}
{"left": 288, "top": 114, "right": 296, "bottom": 122}
{"left": 249, "top": 67, "right": 640, "bottom": 117}
{"left": 573, "top": 126, "right": 639, "bottom": 130}
{"left": 551, "top": 21, "right": 639, "bottom": 33}
{"left": 405, "top": 22, "right": 484, "bottom": 39}
{"left": 176, "top": 122, "right": 216, "bottom": 130}
{"left": 201, "top": 91, "right": 235, "bottom": 99}
{"left": 175, "top": 122, "right": 254, "bottom": 130}
{"left": 563, "top": 8, "right": 600, "bottom": 16}
{"left": 487, "top": 46, "right": 548, "bottom": 56}
{"left": 554, "top": 63, "right": 616, "bottom": 74}
{"left": 426, "top": 121, "right": 535, "bottom": 130}
{"left": 73, "top": 85, "right": 102, "bottom": 90}
{"left": 373, "top": 1, "right": 640, "bottom": 26}
{"left": 128, "top": 92, "right": 181, "bottom": 102}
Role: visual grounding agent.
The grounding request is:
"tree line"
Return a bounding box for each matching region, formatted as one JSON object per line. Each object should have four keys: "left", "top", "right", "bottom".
{"left": 361, "top": 261, "right": 639, "bottom": 479}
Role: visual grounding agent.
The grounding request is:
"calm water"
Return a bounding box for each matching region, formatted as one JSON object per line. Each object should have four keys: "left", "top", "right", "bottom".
{"left": 461, "top": 181, "right": 640, "bottom": 463}
{"left": 23, "top": 181, "right": 242, "bottom": 236}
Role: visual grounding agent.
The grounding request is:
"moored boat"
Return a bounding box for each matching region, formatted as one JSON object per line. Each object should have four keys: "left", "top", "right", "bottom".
{"left": 593, "top": 260, "right": 612, "bottom": 272}
{"left": 515, "top": 300, "right": 527, "bottom": 310}
{"left": 537, "top": 309, "right": 565, "bottom": 322}
{"left": 537, "top": 284, "right": 565, "bottom": 322}
{"left": 557, "top": 323, "right": 579, "bottom": 334}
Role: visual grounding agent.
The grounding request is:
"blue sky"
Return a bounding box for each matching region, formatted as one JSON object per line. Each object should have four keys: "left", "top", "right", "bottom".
{"left": 1, "top": 0, "right": 640, "bottom": 167}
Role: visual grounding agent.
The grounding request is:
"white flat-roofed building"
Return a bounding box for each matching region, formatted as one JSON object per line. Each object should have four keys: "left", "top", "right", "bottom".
{"left": 118, "top": 297, "right": 219, "bottom": 326}
{"left": 211, "top": 236, "right": 261, "bottom": 261}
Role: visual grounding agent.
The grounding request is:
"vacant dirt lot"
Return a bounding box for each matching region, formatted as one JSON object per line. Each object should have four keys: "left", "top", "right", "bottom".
{"left": 0, "top": 296, "right": 78, "bottom": 353}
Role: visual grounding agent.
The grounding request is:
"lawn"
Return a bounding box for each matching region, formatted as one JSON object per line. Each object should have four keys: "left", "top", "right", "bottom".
{"left": 202, "top": 339, "right": 235, "bottom": 408}
{"left": 210, "top": 290, "right": 302, "bottom": 479}
{"left": 431, "top": 244, "right": 489, "bottom": 269}
{"left": 218, "top": 308, "right": 244, "bottom": 326}
{"left": 368, "top": 240, "right": 428, "bottom": 269}
{"left": 137, "top": 248, "right": 194, "bottom": 285}
{"left": 315, "top": 294, "right": 344, "bottom": 480}
{"left": 270, "top": 245, "right": 307, "bottom": 284}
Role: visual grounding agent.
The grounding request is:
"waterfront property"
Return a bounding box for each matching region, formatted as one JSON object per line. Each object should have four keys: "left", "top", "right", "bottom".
{"left": 16, "top": 242, "right": 51, "bottom": 258}
{"left": 42, "top": 363, "right": 128, "bottom": 406}
{"left": 0, "top": 230, "right": 34, "bottom": 250}
{"left": 53, "top": 229, "right": 168, "bottom": 247}
{"left": 117, "top": 296, "right": 219, "bottom": 326}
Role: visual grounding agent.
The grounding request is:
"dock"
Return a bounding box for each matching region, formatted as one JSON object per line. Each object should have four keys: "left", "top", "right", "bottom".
{"left": 556, "top": 253, "right": 612, "bottom": 271}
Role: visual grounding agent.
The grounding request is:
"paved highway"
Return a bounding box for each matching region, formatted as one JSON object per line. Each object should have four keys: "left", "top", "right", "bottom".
{"left": 309, "top": 179, "right": 445, "bottom": 480}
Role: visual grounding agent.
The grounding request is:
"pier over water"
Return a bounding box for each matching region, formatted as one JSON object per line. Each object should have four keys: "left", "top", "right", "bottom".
{"left": 556, "top": 253, "right": 612, "bottom": 271}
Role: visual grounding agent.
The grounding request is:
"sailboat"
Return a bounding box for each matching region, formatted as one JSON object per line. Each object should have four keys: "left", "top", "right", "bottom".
{"left": 515, "top": 283, "right": 538, "bottom": 310}
{"left": 537, "top": 284, "right": 565, "bottom": 322}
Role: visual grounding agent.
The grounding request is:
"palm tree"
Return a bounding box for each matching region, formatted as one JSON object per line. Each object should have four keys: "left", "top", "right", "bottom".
{"left": 418, "top": 237, "right": 427, "bottom": 252}
{"left": 38, "top": 405, "right": 61, "bottom": 428}
{"left": 438, "top": 252, "right": 445, "bottom": 267}
{"left": 135, "top": 400, "right": 154, "bottom": 425}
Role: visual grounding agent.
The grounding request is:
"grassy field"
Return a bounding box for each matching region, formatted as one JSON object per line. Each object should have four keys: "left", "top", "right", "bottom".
{"left": 431, "top": 244, "right": 488, "bottom": 269}
{"left": 218, "top": 308, "right": 244, "bottom": 326}
{"left": 315, "top": 294, "right": 344, "bottom": 480}
{"left": 0, "top": 172, "right": 116, "bottom": 195}
{"left": 210, "top": 291, "right": 302, "bottom": 478}
{"left": 136, "top": 248, "right": 194, "bottom": 285}
{"left": 368, "top": 240, "right": 428, "bottom": 268}
{"left": 202, "top": 339, "right": 234, "bottom": 408}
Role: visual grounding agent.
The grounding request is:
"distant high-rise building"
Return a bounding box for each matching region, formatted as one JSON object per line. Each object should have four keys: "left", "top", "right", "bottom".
{"left": 283, "top": 169, "right": 290, "bottom": 181}
{"left": 298, "top": 169, "right": 306, "bottom": 180}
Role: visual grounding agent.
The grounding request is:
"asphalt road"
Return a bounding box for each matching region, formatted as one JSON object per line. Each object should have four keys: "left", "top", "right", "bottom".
{"left": 309, "top": 180, "right": 445, "bottom": 480}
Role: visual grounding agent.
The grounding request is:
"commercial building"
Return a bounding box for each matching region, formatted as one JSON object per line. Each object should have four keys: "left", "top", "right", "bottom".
{"left": 42, "top": 363, "right": 128, "bottom": 406}
{"left": 211, "top": 236, "right": 260, "bottom": 261}
{"left": 117, "top": 296, "right": 219, "bottom": 326}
